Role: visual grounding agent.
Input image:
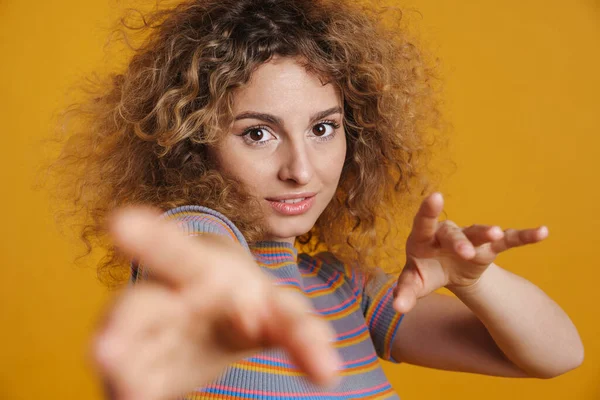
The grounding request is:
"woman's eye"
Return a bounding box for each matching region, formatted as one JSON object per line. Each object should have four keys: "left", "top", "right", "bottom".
{"left": 312, "top": 122, "right": 338, "bottom": 138}
{"left": 242, "top": 127, "right": 273, "bottom": 144}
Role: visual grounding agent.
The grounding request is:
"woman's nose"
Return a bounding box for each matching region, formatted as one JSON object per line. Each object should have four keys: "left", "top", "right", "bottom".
{"left": 277, "top": 141, "right": 314, "bottom": 185}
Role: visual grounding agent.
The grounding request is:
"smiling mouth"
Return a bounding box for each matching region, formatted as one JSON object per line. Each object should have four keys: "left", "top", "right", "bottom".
{"left": 265, "top": 192, "right": 317, "bottom": 202}
{"left": 272, "top": 197, "right": 310, "bottom": 204}
{"left": 264, "top": 194, "right": 317, "bottom": 215}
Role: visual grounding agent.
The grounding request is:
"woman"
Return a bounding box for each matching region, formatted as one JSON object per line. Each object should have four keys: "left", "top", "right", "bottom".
{"left": 52, "top": 0, "right": 584, "bottom": 398}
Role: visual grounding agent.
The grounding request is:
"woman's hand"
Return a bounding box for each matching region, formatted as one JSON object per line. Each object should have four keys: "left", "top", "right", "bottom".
{"left": 393, "top": 192, "right": 549, "bottom": 314}
{"left": 91, "top": 207, "right": 340, "bottom": 400}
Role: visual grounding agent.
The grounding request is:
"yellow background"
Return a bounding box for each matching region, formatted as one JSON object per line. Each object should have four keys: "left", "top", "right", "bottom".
{"left": 1, "top": 0, "right": 598, "bottom": 399}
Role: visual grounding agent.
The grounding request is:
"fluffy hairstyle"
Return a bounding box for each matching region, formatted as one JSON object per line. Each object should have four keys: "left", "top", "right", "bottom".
{"left": 50, "top": 0, "right": 445, "bottom": 287}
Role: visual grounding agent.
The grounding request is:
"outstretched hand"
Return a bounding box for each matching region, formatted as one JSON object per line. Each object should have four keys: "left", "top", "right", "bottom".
{"left": 92, "top": 207, "right": 340, "bottom": 400}
{"left": 393, "top": 192, "right": 549, "bottom": 314}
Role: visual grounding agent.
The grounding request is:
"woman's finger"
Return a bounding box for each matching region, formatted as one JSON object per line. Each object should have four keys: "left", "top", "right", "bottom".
{"left": 462, "top": 224, "right": 504, "bottom": 247}
{"left": 110, "top": 206, "right": 243, "bottom": 290}
{"left": 211, "top": 272, "right": 274, "bottom": 351}
{"left": 265, "top": 288, "right": 341, "bottom": 388}
{"left": 490, "top": 226, "right": 549, "bottom": 254}
{"left": 436, "top": 221, "right": 476, "bottom": 259}
{"left": 92, "top": 283, "right": 186, "bottom": 400}
{"left": 109, "top": 206, "right": 207, "bottom": 287}
{"left": 409, "top": 192, "right": 444, "bottom": 245}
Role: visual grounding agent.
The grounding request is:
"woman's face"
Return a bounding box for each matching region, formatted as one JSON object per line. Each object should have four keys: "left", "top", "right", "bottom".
{"left": 212, "top": 56, "right": 347, "bottom": 244}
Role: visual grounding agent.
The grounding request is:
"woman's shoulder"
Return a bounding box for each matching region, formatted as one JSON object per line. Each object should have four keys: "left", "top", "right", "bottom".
{"left": 162, "top": 205, "right": 249, "bottom": 250}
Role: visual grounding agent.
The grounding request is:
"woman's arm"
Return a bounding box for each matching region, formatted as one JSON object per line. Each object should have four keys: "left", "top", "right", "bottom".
{"left": 391, "top": 263, "right": 583, "bottom": 378}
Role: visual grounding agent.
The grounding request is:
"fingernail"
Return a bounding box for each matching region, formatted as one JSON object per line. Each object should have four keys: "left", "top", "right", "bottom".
{"left": 393, "top": 297, "right": 407, "bottom": 314}
{"left": 489, "top": 226, "right": 503, "bottom": 238}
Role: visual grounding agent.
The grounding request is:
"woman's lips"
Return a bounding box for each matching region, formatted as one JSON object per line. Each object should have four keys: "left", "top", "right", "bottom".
{"left": 265, "top": 195, "right": 316, "bottom": 216}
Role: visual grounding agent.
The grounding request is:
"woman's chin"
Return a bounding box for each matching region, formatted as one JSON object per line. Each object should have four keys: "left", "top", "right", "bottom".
{"left": 263, "top": 219, "right": 315, "bottom": 243}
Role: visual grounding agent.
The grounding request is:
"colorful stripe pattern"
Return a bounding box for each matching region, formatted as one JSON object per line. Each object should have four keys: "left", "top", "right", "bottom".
{"left": 132, "top": 206, "right": 404, "bottom": 399}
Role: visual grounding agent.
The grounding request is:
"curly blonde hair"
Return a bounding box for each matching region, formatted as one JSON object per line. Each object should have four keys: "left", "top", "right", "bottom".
{"left": 49, "top": 0, "right": 446, "bottom": 288}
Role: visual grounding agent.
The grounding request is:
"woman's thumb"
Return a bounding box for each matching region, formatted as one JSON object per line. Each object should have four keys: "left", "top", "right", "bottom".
{"left": 392, "top": 262, "right": 427, "bottom": 314}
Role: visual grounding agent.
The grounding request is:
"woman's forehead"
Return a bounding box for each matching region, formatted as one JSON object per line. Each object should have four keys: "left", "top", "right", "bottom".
{"left": 231, "top": 57, "right": 341, "bottom": 113}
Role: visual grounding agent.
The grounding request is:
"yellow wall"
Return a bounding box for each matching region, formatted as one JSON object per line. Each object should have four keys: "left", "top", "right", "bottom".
{"left": 1, "top": 0, "right": 598, "bottom": 399}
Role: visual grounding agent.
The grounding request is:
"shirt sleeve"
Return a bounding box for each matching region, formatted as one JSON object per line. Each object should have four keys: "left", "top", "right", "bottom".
{"left": 360, "top": 268, "right": 404, "bottom": 362}
{"left": 129, "top": 205, "right": 249, "bottom": 285}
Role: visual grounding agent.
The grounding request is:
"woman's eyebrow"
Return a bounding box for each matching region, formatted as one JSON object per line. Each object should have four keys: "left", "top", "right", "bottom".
{"left": 234, "top": 106, "right": 343, "bottom": 126}
{"left": 309, "top": 106, "right": 343, "bottom": 123}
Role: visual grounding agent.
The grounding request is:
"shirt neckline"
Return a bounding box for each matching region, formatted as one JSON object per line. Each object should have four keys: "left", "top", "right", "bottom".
{"left": 250, "top": 241, "right": 298, "bottom": 263}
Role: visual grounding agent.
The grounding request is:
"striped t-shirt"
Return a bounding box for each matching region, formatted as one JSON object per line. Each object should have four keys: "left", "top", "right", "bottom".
{"left": 131, "top": 205, "right": 404, "bottom": 399}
